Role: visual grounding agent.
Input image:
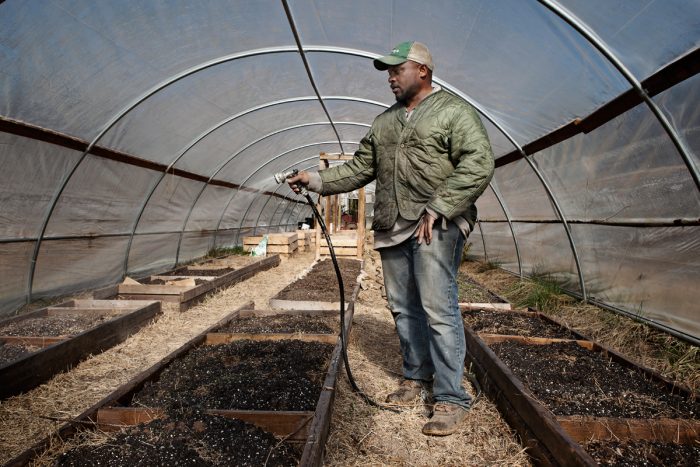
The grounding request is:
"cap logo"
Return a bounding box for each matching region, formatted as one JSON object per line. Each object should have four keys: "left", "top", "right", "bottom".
{"left": 392, "top": 48, "right": 400, "bottom": 54}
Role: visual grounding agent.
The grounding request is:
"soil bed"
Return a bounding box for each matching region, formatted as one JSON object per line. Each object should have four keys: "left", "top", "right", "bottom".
{"left": 463, "top": 310, "right": 577, "bottom": 339}
{"left": 219, "top": 315, "right": 337, "bottom": 334}
{"left": 584, "top": 439, "right": 700, "bottom": 466}
{"left": 490, "top": 340, "right": 700, "bottom": 419}
{"left": 139, "top": 277, "right": 210, "bottom": 286}
{"left": 457, "top": 273, "right": 506, "bottom": 303}
{"left": 275, "top": 259, "right": 361, "bottom": 302}
{"left": 133, "top": 339, "right": 334, "bottom": 411}
{"left": 0, "top": 313, "right": 114, "bottom": 337}
{"left": 57, "top": 409, "right": 299, "bottom": 467}
{"left": 163, "top": 267, "right": 237, "bottom": 277}
{"left": 0, "top": 341, "right": 41, "bottom": 365}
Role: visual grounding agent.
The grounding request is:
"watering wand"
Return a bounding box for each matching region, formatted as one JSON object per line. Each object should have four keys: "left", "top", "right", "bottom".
{"left": 273, "top": 170, "right": 398, "bottom": 412}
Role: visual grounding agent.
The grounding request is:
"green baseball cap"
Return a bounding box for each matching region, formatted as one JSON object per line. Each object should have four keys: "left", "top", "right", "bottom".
{"left": 373, "top": 41, "right": 434, "bottom": 71}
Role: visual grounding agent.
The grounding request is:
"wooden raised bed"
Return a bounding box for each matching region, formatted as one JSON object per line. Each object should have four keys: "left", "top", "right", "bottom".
{"left": 270, "top": 258, "right": 363, "bottom": 311}
{"left": 5, "top": 299, "right": 353, "bottom": 467}
{"left": 95, "top": 254, "right": 280, "bottom": 311}
{"left": 464, "top": 315, "right": 700, "bottom": 466}
{"left": 243, "top": 232, "right": 299, "bottom": 256}
{"left": 0, "top": 299, "right": 161, "bottom": 399}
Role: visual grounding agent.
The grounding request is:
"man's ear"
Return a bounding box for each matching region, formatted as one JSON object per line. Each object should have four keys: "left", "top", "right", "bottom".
{"left": 419, "top": 64, "right": 429, "bottom": 80}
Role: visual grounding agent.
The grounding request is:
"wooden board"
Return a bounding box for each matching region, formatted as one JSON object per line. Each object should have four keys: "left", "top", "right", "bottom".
{"left": 557, "top": 415, "right": 700, "bottom": 444}
{"left": 318, "top": 247, "right": 358, "bottom": 256}
{"left": 459, "top": 302, "right": 513, "bottom": 311}
{"left": 96, "top": 407, "right": 314, "bottom": 441}
{"left": 243, "top": 232, "right": 298, "bottom": 245}
{"left": 0, "top": 300, "right": 161, "bottom": 400}
{"left": 204, "top": 332, "right": 337, "bottom": 345}
{"left": 479, "top": 334, "right": 595, "bottom": 350}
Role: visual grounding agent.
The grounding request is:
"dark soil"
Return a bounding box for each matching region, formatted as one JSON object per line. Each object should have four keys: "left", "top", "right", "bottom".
{"left": 0, "top": 341, "right": 41, "bottom": 365}
{"left": 585, "top": 439, "right": 700, "bottom": 466}
{"left": 457, "top": 273, "right": 506, "bottom": 303}
{"left": 275, "top": 259, "right": 361, "bottom": 302}
{"left": 219, "top": 315, "right": 337, "bottom": 334}
{"left": 133, "top": 340, "right": 334, "bottom": 412}
{"left": 0, "top": 313, "right": 114, "bottom": 337}
{"left": 57, "top": 409, "right": 299, "bottom": 466}
{"left": 463, "top": 310, "right": 577, "bottom": 339}
{"left": 140, "top": 278, "right": 210, "bottom": 286}
{"left": 163, "top": 268, "right": 237, "bottom": 277}
{"left": 490, "top": 341, "right": 700, "bottom": 419}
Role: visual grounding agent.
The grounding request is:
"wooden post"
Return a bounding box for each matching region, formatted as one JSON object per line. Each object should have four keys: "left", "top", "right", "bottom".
{"left": 357, "top": 187, "right": 366, "bottom": 259}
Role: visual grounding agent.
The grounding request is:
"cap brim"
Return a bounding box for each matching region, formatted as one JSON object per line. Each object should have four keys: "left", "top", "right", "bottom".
{"left": 373, "top": 55, "right": 407, "bottom": 70}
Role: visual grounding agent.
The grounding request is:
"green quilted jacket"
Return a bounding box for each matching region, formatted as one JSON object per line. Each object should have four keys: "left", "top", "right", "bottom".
{"left": 319, "top": 89, "right": 494, "bottom": 231}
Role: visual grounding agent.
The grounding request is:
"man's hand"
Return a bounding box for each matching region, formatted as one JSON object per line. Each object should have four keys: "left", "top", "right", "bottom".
{"left": 416, "top": 211, "right": 436, "bottom": 245}
{"left": 287, "top": 171, "right": 310, "bottom": 194}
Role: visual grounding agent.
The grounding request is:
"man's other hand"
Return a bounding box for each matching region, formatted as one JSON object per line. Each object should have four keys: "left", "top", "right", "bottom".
{"left": 416, "top": 211, "right": 436, "bottom": 245}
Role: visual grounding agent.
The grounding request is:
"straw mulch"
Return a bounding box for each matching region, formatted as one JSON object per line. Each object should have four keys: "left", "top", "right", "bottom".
{"left": 0, "top": 253, "right": 315, "bottom": 465}
{"left": 460, "top": 260, "right": 700, "bottom": 394}
{"left": 324, "top": 251, "right": 530, "bottom": 466}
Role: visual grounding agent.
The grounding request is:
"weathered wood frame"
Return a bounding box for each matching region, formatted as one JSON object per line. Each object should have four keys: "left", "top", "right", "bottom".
{"left": 464, "top": 314, "right": 700, "bottom": 466}
{"left": 0, "top": 299, "right": 161, "bottom": 399}
{"left": 95, "top": 254, "right": 280, "bottom": 311}
{"left": 5, "top": 280, "right": 362, "bottom": 467}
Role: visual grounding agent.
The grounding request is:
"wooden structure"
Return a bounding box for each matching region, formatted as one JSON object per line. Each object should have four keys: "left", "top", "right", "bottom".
{"left": 464, "top": 310, "right": 700, "bottom": 466}
{"left": 316, "top": 152, "right": 366, "bottom": 259}
{"left": 243, "top": 232, "right": 298, "bottom": 256}
{"left": 0, "top": 299, "right": 161, "bottom": 399}
{"left": 5, "top": 295, "right": 360, "bottom": 467}
{"left": 95, "top": 255, "right": 280, "bottom": 311}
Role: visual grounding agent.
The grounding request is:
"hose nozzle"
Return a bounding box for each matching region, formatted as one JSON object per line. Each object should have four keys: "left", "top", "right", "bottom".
{"left": 273, "top": 169, "right": 299, "bottom": 184}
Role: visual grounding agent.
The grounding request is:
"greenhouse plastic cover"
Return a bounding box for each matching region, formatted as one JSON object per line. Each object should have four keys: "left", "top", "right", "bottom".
{"left": 0, "top": 0, "right": 698, "bottom": 344}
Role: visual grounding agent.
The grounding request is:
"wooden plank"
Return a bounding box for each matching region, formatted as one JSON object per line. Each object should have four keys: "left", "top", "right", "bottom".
{"left": 320, "top": 236, "right": 357, "bottom": 247}
{"left": 557, "top": 416, "right": 700, "bottom": 444}
{"left": 479, "top": 334, "right": 595, "bottom": 350}
{"left": 46, "top": 308, "right": 127, "bottom": 317}
{"left": 459, "top": 302, "right": 513, "bottom": 311}
{"left": 319, "top": 247, "right": 358, "bottom": 256}
{"left": 238, "top": 309, "right": 338, "bottom": 319}
{"left": 204, "top": 332, "right": 337, "bottom": 345}
{"left": 118, "top": 284, "right": 193, "bottom": 295}
{"left": 0, "top": 300, "right": 162, "bottom": 400}
{"left": 0, "top": 336, "right": 67, "bottom": 347}
{"left": 97, "top": 406, "right": 314, "bottom": 441}
{"left": 357, "top": 186, "right": 366, "bottom": 259}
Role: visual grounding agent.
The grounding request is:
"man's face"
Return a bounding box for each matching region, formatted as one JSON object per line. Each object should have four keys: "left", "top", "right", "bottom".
{"left": 387, "top": 61, "right": 423, "bottom": 104}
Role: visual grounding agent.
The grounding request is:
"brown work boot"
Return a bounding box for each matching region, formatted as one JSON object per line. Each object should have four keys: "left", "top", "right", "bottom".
{"left": 385, "top": 379, "right": 425, "bottom": 405}
{"left": 422, "top": 402, "right": 469, "bottom": 436}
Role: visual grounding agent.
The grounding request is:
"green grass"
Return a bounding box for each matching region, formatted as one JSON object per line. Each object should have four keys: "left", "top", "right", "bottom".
{"left": 206, "top": 246, "right": 248, "bottom": 258}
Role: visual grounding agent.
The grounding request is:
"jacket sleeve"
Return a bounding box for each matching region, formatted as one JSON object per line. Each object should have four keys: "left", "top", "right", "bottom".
{"left": 318, "top": 129, "right": 377, "bottom": 195}
{"left": 427, "top": 103, "right": 494, "bottom": 219}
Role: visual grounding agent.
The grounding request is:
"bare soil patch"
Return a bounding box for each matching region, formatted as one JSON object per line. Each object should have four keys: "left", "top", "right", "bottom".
{"left": 0, "top": 314, "right": 113, "bottom": 337}
{"left": 218, "top": 315, "right": 337, "bottom": 334}
{"left": 133, "top": 340, "right": 334, "bottom": 412}
{"left": 463, "top": 310, "right": 577, "bottom": 339}
{"left": 0, "top": 342, "right": 41, "bottom": 365}
{"left": 584, "top": 439, "right": 700, "bottom": 466}
{"left": 275, "top": 259, "right": 361, "bottom": 302}
{"left": 490, "top": 340, "right": 699, "bottom": 419}
{"left": 57, "top": 409, "right": 299, "bottom": 466}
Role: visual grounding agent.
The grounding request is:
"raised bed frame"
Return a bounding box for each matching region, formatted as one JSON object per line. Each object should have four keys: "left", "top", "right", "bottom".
{"left": 0, "top": 299, "right": 161, "bottom": 399}
{"left": 464, "top": 311, "right": 700, "bottom": 466}
{"left": 5, "top": 279, "right": 361, "bottom": 467}
{"left": 95, "top": 254, "right": 280, "bottom": 311}
{"left": 269, "top": 258, "right": 363, "bottom": 311}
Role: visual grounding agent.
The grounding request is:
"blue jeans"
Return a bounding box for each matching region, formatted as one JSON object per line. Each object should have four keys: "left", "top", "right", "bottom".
{"left": 379, "top": 222, "right": 471, "bottom": 409}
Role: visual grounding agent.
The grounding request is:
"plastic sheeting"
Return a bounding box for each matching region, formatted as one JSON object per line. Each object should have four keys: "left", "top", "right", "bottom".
{"left": 0, "top": 0, "right": 698, "bottom": 343}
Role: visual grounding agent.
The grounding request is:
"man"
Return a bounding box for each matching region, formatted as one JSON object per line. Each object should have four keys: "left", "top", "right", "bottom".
{"left": 287, "top": 41, "right": 494, "bottom": 436}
